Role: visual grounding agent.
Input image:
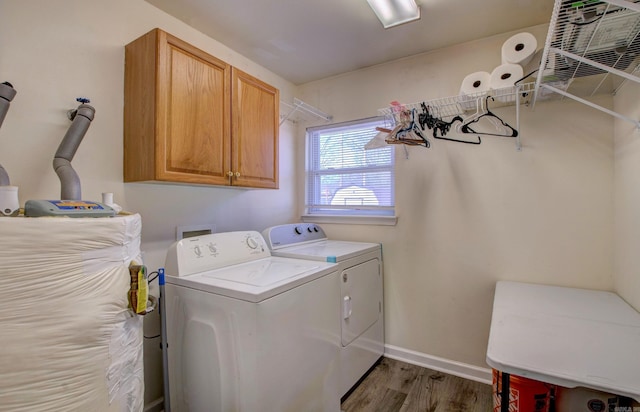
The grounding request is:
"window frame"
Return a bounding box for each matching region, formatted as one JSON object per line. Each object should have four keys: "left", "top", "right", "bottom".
{"left": 302, "top": 116, "right": 397, "bottom": 225}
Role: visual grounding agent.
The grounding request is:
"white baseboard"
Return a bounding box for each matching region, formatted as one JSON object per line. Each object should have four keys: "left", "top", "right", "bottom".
{"left": 384, "top": 344, "right": 492, "bottom": 385}
{"left": 144, "top": 397, "right": 164, "bottom": 412}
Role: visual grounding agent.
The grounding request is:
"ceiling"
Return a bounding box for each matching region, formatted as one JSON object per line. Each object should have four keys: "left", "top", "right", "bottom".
{"left": 145, "top": 0, "right": 555, "bottom": 85}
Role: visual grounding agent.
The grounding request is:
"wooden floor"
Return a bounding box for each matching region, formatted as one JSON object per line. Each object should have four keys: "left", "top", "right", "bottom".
{"left": 341, "top": 357, "right": 492, "bottom": 412}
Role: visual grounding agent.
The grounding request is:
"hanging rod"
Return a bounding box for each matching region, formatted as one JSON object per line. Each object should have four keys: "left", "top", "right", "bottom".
{"left": 280, "top": 98, "right": 332, "bottom": 125}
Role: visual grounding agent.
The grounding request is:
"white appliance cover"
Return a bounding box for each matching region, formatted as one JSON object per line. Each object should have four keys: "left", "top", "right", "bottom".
{"left": 0, "top": 214, "right": 143, "bottom": 412}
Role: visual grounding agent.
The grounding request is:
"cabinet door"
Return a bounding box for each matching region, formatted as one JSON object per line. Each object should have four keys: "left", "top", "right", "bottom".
{"left": 231, "top": 68, "right": 279, "bottom": 189}
{"left": 157, "top": 31, "right": 231, "bottom": 185}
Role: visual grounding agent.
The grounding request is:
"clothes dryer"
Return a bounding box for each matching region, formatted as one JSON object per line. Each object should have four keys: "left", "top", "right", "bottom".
{"left": 262, "top": 223, "right": 384, "bottom": 397}
{"left": 164, "top": 231, "right": 341, "bottom": 412}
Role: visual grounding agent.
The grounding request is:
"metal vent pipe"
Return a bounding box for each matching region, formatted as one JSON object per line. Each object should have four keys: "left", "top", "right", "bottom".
{"left": 0, "top": 82, "right": 17, "bottom": 186}
{"left": 53, "top": 101, "right": 95, "bottom": 200}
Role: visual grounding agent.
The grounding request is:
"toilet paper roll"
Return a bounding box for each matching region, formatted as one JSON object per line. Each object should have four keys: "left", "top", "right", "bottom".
{"left": 458, "top": 71, "right": 491, "bottom": 111}
{"left": 490, "top": 63, "right": 524, "bottom": 102}
{"left": 502, "top": 32, "right": 537, "bottom": 66}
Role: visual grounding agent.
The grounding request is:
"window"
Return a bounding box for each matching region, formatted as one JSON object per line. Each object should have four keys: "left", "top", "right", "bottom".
{"left": 305, "top": 117, "right": 395, "bottom": 220}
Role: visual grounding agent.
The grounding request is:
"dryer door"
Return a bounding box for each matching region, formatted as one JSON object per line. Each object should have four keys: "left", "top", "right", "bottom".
{"left": 341, "top": 258, "right": 382, "bottom": 347}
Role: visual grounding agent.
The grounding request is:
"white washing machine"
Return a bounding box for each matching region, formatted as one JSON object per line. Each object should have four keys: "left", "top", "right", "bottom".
{"left": 163, "top": 231, "right": 341, "bottom": 412}
{"left": 262, "top": 223, "right": 384, "bottom": 398}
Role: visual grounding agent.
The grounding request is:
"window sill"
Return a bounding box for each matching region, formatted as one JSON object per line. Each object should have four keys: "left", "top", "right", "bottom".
{"left": 301, "top": 214, "right": 398, "bottom": 226}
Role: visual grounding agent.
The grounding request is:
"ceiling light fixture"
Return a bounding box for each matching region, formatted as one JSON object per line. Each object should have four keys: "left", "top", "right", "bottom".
{"left": 366, "top": 0, "right": 421, "bottom": 29}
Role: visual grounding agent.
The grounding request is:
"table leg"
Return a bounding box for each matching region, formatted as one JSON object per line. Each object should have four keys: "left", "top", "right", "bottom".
{"left": 501, "top": 371, "right": 510, "bottom": 412}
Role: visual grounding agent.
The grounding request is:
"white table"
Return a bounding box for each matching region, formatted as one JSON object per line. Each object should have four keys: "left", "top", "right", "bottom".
{"left": 487, "top": 281, "right": 640, "bottom": 406}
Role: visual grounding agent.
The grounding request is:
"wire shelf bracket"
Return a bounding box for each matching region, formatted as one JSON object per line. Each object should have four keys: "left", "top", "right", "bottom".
{"left": 279, "top": 98, "right": 333, "bottom": 125}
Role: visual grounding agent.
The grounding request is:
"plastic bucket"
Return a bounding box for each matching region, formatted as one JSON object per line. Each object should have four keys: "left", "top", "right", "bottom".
{"left": 493, "top": 369, "right": 554, "bottom": 412}
{"left": 555, "top": 386, "right": 639, "bottom": 412}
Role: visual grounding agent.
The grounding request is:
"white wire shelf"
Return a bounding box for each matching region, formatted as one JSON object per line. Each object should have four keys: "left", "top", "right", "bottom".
{"left": 280, "top": 98, "right": 332, "bottom": 125}
{"left": 378, "top": 82, "right": 536, "bottom": 120}
{"left": 533, "top": 0, "right": 640, "bottom": 129}
{"left": 377, "top": 82, "right": 536, "bottom": 151}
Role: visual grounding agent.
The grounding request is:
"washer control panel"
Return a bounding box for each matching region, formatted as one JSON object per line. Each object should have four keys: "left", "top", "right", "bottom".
{"left": 165, "top": 231, "right": 269, "bottom": 277}
{"left": 262, "top": 223, "right": 327, "bottom": 250}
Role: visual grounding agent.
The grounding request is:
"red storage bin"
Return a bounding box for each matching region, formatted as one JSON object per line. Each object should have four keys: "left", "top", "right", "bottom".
{"left": 492, "top": 369, "right": 555, "bottom": 412}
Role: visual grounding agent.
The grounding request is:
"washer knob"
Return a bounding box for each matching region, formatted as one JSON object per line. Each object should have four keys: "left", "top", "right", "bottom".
{"left": 246, "top": 237, "right": 259, "bottom": 249}
{"left": 294, "top": 226, "right": 303, "bottom": 235}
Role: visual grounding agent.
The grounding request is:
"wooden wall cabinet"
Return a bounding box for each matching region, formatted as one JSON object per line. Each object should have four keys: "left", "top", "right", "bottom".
{"left": 124, "top": 28, "right": 279, "bottom": 188}
{"left": 230, "top": 67, "right": 279, "bottom": 189}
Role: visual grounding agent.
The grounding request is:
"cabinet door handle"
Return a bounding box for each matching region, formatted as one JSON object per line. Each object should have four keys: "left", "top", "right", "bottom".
{"left": 235, "top": 172, "right": 241, "bottom": 178}
{"left": 227, "top": 171, "right": 233, "bottom": 177}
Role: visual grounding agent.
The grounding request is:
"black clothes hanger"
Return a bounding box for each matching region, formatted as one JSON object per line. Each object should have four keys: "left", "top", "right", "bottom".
{"left": 460, "top": 96, "right": 518, "bottom": 138}
{"left": 433, "top": 115, "right": 463, "bottom": 138}
{"left": 419, "top": 103, "right": 462, "bottom": 137}
{"left": 418, "top": 103, "right": 437, "bottom": 130}
{"left": 515, "top": 68, "right": 538, "bottom": 86}
{"left": 418, "top": 103, "right": 480, "bottom": 145}
{"left": 434, "top": 132, "right": 481, "bottom": 145}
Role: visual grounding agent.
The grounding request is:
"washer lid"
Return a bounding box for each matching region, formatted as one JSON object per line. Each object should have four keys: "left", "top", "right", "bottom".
{"left": 271, "top": 240, "right": 380, "bottom": 262}
{"left": 204, "top": 259, "right": 324, "bottom": 287}
{"left": 166, "top": 256, "right": 337, "bottom": 302}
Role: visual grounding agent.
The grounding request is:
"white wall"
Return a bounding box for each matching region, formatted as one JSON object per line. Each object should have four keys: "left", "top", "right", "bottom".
{"left": 297, "top": 25, "right": 615, "bottom": 368}
{"left": 0, "top": 0, "right": 298, "bottom": 405}
{"left": 2, "top": 0, "right": 631, "bottom": 406}
{"left": 614, "top": 81, "right": 640, "bottom": 312}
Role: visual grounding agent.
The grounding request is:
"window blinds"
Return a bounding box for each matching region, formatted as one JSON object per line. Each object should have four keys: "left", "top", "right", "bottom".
{"left": 306, "top": 117, "right": 394, "bottom": 216}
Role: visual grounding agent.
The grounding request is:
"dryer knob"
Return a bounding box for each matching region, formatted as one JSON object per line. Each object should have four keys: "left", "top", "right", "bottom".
{"left": 294, "top": 226, "right": 303, "bottom": 235}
